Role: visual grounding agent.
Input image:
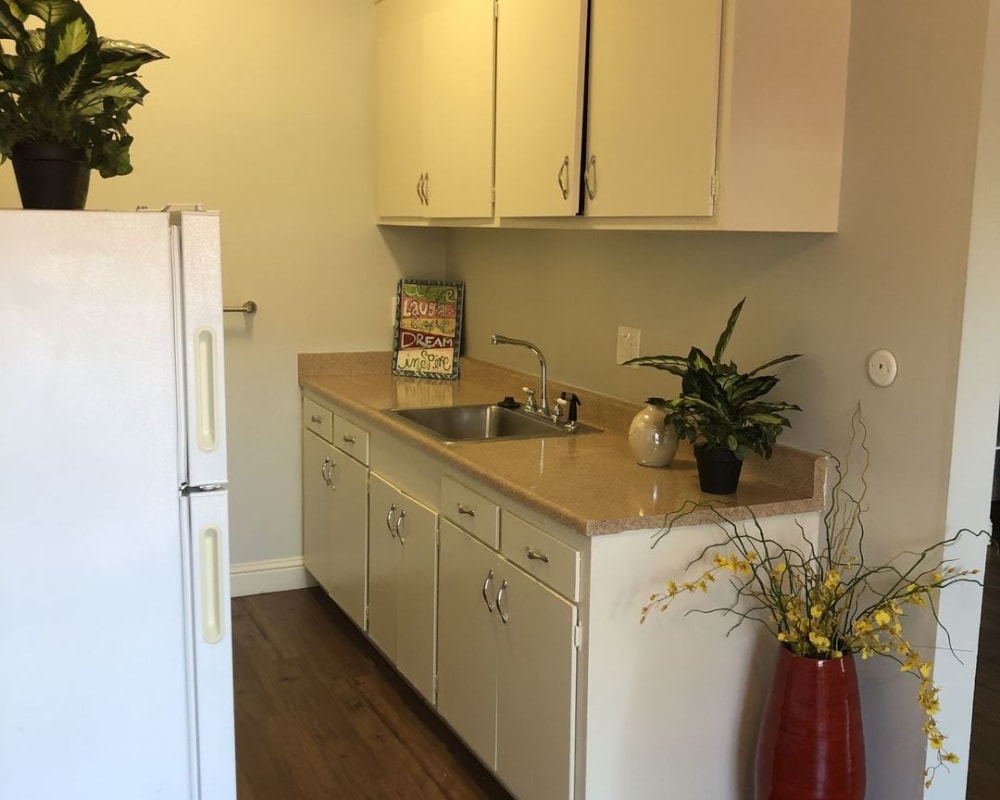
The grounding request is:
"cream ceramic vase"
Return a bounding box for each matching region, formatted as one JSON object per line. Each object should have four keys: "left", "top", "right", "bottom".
{"left": 628, "top": 399, "right": 678, "bottom": 467}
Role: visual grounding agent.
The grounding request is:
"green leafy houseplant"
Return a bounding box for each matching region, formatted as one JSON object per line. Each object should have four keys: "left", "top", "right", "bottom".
{"left": 0, "top": 0, "right": 167, "bottom": 178}
{"left": 624, "top": 299, "right": 801, "bottom": 460}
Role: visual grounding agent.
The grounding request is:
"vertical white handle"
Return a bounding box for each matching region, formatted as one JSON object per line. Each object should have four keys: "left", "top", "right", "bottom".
{"left": 200, "top": 525, "right": 223, "bottom": 644}
{"left": 194, "top": 327, "right": 219, "bottom": 451}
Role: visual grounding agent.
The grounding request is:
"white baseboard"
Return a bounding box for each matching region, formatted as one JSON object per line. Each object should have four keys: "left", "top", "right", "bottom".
{"left": 230, "top": 557, "right": 316, "bottom": 597}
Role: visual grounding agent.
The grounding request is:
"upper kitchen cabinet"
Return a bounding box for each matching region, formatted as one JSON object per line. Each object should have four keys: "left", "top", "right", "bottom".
{"left": 375, "top": 0, "right": 495, "bottom": 220}
{"left": 494, "top": 0, "right": 589, "bottom": 217}
{"left": 583, "top": 0, "right": 723, "bottom": 219}
{"left": 497, "top": 0, "right": 851, "bottom": 230}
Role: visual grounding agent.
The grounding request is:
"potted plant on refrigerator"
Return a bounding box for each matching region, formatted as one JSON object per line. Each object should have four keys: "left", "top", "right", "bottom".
{"left": 624, "top": 299, "right": 801, "bottom": 494}
{"left": 0, "top": 0, "right": 167, "bottom": 209}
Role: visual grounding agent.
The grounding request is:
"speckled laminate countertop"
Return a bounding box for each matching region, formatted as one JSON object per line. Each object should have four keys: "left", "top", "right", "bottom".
{"left": 298, "top": 352, "right": 826, "bottom": 536}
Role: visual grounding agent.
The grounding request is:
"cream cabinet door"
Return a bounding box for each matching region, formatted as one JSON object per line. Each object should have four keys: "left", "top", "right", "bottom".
{"left": 376, "top": 0, "right": 495, "bottom": 219}
{"left": 495, "top": 0, "right": 588, "bottom": 217}
{"left": 369, "top": 473, "right": 438, "bottom": 701}
{"left": 326, "top": 450, "right": 368, "bottom": 629}
{"left": 436, "top": 519, "right": 500, "bottom": 769}
{"left": 422, "top": 0, "right": 495, "bottom": 218}
{"left": 375, "top": 0, "right": 425, "bottom": 217}
{"left": 367, "top": 473, "right": 400, "bottom": 659}
{"left": 302, "top": 428, "right": 336, "bottom": 593}
{"left": 496, "top": 562, "right": 578, "bottom": 800}
{"left": 584, "top": 0, "right": 722, "bottom": 217}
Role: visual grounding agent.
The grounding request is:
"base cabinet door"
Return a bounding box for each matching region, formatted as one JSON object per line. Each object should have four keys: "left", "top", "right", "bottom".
{"left": 302, "top": 429, "right": 336, "bottom": 593}
{"left": 326, "top": 450, "right": 368, "bottom": 629}
{"left": 437, "top": 520, "right": 578, "bottom": 800}
{"left": 496, "top": 565, "right": 578, "bottom": 800}
{"left": 368, "top": 473, "right": 437, "bottom": 700}
{"left": 437, "top": 520, "right": 500, "bottom": 768}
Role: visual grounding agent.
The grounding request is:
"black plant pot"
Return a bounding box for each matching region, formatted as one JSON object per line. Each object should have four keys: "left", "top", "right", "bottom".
{"left": 11, "top": 142, "right": 90, "bottom": 209}
{"left": 694, "top": 445, "right": 744, "bottom": 495}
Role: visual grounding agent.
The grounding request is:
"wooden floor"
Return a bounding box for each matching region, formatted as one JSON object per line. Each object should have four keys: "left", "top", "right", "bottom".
{"left": 967, "top": 542, "right": 1000, "bottom": 799}
{"left": 235, "top": 551, "right": 1000, "bottom": 800}
{"left": 233, "top": 587, "right": 511, "bottom": 800}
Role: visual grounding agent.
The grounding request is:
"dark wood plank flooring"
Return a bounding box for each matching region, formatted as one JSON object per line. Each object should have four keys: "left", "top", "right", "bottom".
{"left": 236, "top": 550, "right": 1000, "bottom": 800}
{"left": 968, "top": 542, "right": 1000, "bottom": 799}
{"left": 233, "top": 587, "right": 512, "bottom": 800}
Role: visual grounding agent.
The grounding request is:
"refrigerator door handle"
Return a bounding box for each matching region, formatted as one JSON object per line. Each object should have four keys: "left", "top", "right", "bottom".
{"left": 194, "top": 327, "right": 220, "bottom": 452}
{"left": 200, "top": 525, "right": 224, "bottom": 644}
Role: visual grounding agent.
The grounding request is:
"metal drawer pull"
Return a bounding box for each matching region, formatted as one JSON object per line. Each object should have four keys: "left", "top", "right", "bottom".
{"left": 342, "top": 434, "right": 357, "bottom": 444}
{"left": 395, "top": 508, "right": 406, "bottom": 544}
{"left": 557, "top": 155, "right": 570, "bottom": 200}
{"left": 310, "top": 414, "right": 323, "bottom": 424}
{"left": 526, "top": 547, "right": 550, "bottom": 563}
{"left": 496, "top": 579, "right": 509, "bottom": 624}
{"left": 385, "top": 503, "right": 396, "bottom": 537}
{"left": 457, "top": 503, "right": 476, "bottom": 517}
{"left": 482, "top": 569, "right": 495, "bottom": 612}
{"left": 585, "top": 154, "right": 597, "bottom": 201}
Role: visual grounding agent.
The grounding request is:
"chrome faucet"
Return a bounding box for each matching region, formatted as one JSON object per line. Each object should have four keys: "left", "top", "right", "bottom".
{"left": 491, "top": 334, "right": 549, "bottom": 417}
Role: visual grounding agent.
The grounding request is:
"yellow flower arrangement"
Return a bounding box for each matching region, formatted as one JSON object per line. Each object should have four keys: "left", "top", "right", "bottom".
{"left": 641, "top": 409, "right": 984, "bottom": 787}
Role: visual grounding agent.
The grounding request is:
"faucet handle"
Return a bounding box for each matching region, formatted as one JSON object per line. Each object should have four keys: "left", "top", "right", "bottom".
{"left": 521, "top": 386, "right": 537, "bottom": 412}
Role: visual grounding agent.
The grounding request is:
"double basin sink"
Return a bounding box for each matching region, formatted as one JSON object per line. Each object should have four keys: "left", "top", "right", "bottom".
{"left": 385, "top": 403, "right": 600, "bottom": 443}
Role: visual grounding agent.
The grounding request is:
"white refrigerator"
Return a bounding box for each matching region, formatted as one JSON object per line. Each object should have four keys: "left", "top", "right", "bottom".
{"left": 0, "top": 209, "right": 237, "bottom": 800}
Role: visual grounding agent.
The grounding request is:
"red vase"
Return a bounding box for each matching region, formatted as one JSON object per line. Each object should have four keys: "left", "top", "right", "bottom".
{"left": 755, "top": 646, "right": 866, "bottom": 800}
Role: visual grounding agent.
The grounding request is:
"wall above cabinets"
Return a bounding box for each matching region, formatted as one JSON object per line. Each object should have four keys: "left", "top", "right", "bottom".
{"left": 375, "top": 0, "right": 852, "bottom": 233}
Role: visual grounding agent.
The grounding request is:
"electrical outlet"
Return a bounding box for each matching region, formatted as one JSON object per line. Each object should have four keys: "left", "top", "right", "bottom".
{"left": 616, "top": 326, "right": 641, "bottom": 364}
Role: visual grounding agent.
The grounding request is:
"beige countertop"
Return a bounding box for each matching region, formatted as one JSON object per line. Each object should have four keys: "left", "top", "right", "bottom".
{"left": 298, "top": 352, "right": 826, "bottom": 536}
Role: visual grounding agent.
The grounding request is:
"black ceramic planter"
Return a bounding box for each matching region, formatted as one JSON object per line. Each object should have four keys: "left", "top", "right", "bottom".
{"left": 694, "top": 445, "right": 743, "bottom": 494}
{"left": 11, "top": 142, "right": 90, "bottom": 209}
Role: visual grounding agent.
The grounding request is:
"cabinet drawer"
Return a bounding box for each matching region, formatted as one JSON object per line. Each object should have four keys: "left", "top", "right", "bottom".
{"left": 441, "top": 476, "right": 499, "bottom": 549}
{"left": 501, "top": 512, "right": 580, "bottom": 603}
{"left": 303, "top": 396, "right": 333, "bottom": 443}
{"left": 334, "top": 416, "right": 370, "bottom": 465}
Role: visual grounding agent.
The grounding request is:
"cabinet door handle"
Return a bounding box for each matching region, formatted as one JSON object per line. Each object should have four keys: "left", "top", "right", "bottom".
{"left": 496, "top": 579, "right": 509, "bottom": 624}
{"left": 457, "top": 503, "right": 476, "bottom": 518}
{"left": 310, "top": 414, "right": 323, "bottom": 424}
{"left": 342, "top": 434, "right": 356, "bottom": 444}
{"left": 584, "top": 154, "right": 597, "bottom": 201}
{"left": 482, "top": 568, "right": 495, "bottom": 612}
{"left": 385, "top": 503, "right": 396, "bottom": 537}
{"left": 423, "top": 172, "right": 430, "bottom": 205}
{"left": 557, "top": 156, "right": 570, "bottom": 200}
{"left": 327, "top": 459, "right": 336, "bottom": 491}
{"left": 394, "top": 508, "right": 406, "bottom": 545}
{"left": 526, "top": 547, "right": 550, "bottom": 563}
{"left": 321, "top": 457, "right": 332, "bottom": 486}
{"left": 415, "top": 173, "right": 424, "bottom": 204}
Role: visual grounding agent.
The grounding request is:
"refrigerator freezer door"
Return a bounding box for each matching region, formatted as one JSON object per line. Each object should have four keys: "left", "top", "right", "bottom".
{"left": 183, "top": 489, "right": 237, "bottom": 800}
{"left": 173, "top": 211, "right": 229, "bottom": 489}
{"left": 0, "top": 210, "right": 197, "bottom": 799}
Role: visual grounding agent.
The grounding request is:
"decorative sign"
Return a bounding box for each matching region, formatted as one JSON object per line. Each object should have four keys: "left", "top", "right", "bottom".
{"left": 392, "top": 279, "right": 464, "bottom": 379}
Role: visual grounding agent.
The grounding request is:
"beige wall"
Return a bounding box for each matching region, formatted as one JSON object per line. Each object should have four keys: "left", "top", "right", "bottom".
{"left": 0, "top": 1, "right": 445, "bottom": 569}
{"left": 5, "top": 1, "right": 998, "bottom": 796}
{"left": 447, "top": 3, "right": 997, "bottom": 798}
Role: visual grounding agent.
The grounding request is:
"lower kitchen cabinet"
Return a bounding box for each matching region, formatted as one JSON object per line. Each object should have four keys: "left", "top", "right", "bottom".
{"left": 301, "top": 400, "right": 368, "bottom": 629}
{"left": 367, "top": 473, "right": 437, "bottom": 701}
{"left": 302, "top": 428, "right": 337, "bottom": 595}
{"left": 437, "top": 519, "right": 578, "bottom": 800}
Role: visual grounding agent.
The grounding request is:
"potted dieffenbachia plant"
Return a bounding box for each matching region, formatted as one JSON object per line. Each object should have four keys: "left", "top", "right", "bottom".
{"left": 624, "top": 299, "right": 801, "bottom": 493}
{"left": 0, "top": 0, "right": 167, "bottom": 208}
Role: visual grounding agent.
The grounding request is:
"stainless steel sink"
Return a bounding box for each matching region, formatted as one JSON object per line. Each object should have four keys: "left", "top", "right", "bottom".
{"left": 385, "top": 404, "right": 599, "bottom": 443}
